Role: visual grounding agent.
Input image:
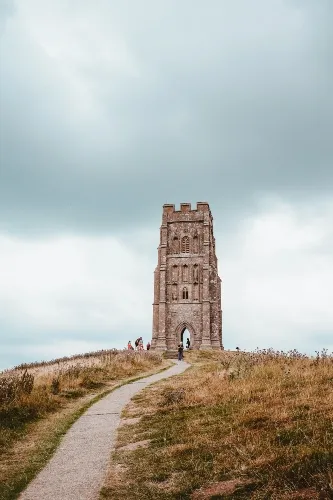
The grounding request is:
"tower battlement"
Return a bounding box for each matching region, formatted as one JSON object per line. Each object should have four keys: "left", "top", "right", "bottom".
{"left": 163, "top": 202, "right": 210, "bottom": 214}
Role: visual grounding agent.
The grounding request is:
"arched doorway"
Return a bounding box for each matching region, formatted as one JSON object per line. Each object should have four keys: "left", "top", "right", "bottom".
{"left": 180, "top": 328, "right": 191, "bottom": 347}
{"left": 175, "top": 322, "right": 195, "bottom": 350}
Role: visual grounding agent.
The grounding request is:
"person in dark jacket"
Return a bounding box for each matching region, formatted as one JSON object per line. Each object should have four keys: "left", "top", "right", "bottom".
{"left": 178, "top": 343, "right": 184, "bottom": 361}
{"left": 186, "top": 337, "right": 190, "bottom": 349}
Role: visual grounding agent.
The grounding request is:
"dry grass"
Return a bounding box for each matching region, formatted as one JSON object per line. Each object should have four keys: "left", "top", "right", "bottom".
{"left": 101, "top": 348, "right": 333, "bottom": 499}
{"left": 0, "top": 349, "right": 164, "bottom": 500}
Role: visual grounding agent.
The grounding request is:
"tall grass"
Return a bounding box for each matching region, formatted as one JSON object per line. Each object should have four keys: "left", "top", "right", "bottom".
{"left": 102, "top": 348, "right": 333, "bottom": 499}
{"left": 0, "top": 349, "right": 162, "bottom": 452}
{"left": 1, "top": 349, "right": 164, "bottom": 500}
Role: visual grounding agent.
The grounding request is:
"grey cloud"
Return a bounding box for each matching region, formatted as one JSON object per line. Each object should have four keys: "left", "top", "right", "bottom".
{"left": 0, "top": 0, "right": 332, "bottom": 237}
{"left": 0, "top": 0, "right": 14, "bottom": 35}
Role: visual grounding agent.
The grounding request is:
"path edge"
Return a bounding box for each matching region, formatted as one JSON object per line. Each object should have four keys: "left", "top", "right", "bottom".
{"left": 11, "top": 361, "right": 173, "bottom": 500}
{"left": 99, "top": 360, "right": 192, "bottom": 498}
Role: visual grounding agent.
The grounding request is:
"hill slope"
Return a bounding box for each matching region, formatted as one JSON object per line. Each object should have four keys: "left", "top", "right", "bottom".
{"left": 101, "top": 349, "right": 333, "bottom": 499}
{"left": 0, "top": 349, "right": 165, "bottom": 500}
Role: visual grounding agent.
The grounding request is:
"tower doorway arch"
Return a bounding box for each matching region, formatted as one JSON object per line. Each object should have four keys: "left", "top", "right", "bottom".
{"left": 181, "top": 328, "right": 189, "bottom": 345}
{"left": 175, "top": 322, "right": 195, "bottom": 349}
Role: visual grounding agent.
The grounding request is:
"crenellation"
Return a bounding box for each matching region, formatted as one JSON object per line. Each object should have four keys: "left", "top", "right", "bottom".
{"left": 180, "top": 203, "right": 191, "bottom": 212}
{"left": 196, "top": 201, "right": 210, "bottom": 212}
{"left": 163, "top": 204, "right": 175, "bottom": 214}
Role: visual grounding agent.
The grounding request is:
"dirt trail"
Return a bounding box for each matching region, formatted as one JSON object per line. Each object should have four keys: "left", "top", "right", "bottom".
{"left": 19, "top": 360, "right": 190, "bottom": 500}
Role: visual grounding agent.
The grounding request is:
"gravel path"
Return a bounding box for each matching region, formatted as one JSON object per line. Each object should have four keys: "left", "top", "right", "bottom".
{"left": 19, "top": 360, "right": 190, "bottom": 500}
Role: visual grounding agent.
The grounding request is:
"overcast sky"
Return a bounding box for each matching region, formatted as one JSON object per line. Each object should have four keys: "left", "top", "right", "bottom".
{"left": 0, "top": 0, "right": 332, "bottom": 369}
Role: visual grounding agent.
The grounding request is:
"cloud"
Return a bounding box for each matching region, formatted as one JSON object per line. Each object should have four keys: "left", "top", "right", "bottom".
{"left": 0, "top": 233, "right": 154, "bottom": 331}
{"left": 0, "top": 0, "right": 332, "bottom": 236}
{"left": 222, "top": 197, "right": 333, "bottom": 353}
{"left": 0, "top": 233, "right": 156, "bottom": 367}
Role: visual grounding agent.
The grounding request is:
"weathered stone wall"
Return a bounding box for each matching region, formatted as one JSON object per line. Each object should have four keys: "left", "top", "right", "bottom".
{"left": 152, "top": 202, "right": 223, "bottom": 350}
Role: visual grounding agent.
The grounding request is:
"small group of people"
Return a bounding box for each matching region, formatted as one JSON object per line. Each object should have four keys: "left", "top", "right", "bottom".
{"left": 178, "top": 337, "right": 191, "bottom": 361}
{"left": 127, "top": 336, "right": 190, "bottom": 357}
{"left": 127, "top": 337, "right": 151, "bottom": 351}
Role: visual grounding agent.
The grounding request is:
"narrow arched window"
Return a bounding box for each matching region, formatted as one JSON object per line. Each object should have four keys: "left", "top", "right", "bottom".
{"left": 182, "top": 264, "right": 188, "bottom": 282}
{"left": 173, "top": 236, "right": 179, "bottom": 254}
{"left": 181, "top": 236, "right": 190, "bottom": 253}
{"left": 182, "top": 287, "right": 189, "bottom": 300}
{"left": 193, "top": 264, "right": 199, "bottom": 283}
{"left": 172, "top": 265, "right": 178, "bottom": 282}
{"left": 193, "top": 235, "right": 199, "bottom": 253}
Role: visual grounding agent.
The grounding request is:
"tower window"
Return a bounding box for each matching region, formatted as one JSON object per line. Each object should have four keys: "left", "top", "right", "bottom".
{"left": 172, "top": 265, "right": 178, "bottom": 282}
{"left": 182, "top": 264, "right": 188, "bottom": 282}
{"left": 181, "top": 236, "right": 190, "bottom": 253}
{"left": 193, "top": 235, "right": 199, "bottom": 253}
{"left": 182, "top": 287, "right": 189, "bottom": 300}
{"left": 173, "top": 236, "right": 179, "bottom": 253}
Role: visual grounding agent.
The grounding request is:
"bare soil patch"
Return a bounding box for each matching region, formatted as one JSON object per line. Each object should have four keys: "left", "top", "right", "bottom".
{"left": 117, "top": 439, "right": 151, "bottom": 452}
{"left": 191, "top": 479, "right": 253, "bottom": 498}
{"left": 121, "top": 417, "right": 142, "bottom": 426}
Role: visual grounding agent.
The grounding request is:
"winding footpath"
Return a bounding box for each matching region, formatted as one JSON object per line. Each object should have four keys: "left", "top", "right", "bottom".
{"left": 20, "top": 360, "right": 190, "bottom": 500}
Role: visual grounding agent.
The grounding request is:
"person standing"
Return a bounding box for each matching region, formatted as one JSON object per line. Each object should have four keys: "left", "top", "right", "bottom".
{"left": 146, "top": 341, "right": 151, "bottom": 350}
{"left": 135, "top": 337, "right": 142, "bottom": 350}
{"left": 127, "top": 341, "right": 133, "bottom": 350}
{"left": 178, "top": 343, "right": 184, "bottom": 361}
{"left": 186, "top": 337, "right": 190, "bottom": 349}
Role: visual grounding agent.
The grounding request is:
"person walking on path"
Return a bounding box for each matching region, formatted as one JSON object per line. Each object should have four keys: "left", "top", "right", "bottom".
{"left": 178, "top": 343, "right": 184, "bottom": 361}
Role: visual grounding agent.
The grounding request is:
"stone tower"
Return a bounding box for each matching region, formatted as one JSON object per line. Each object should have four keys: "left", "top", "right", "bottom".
{"left": 151, "top": 202, "right": 223, "bottom": 351}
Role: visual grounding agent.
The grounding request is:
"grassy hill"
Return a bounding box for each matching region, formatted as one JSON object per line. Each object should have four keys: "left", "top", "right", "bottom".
{"left": 2, "top": 348, "right": 332, "bottom": 499}
{"left": 101, "top": 349, "right": 333, "bottom": 499}
{"left": 0, "top": 349, "right": 165, "bottom": 500}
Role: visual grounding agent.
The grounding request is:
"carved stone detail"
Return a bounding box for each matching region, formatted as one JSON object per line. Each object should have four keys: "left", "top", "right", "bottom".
{"left": 172, "top": 265, "right": 178, "bottom": 283}
{"left": 173, "top": 236, "right": 179, "bottom": 254}
{"left": 172, "top": 284, "right": 178, "bottom": 301}
{"left": 182, "top": 264, "right": 188, "bottom": 282}
{"left": 181, "top": 236, "right": 190, "bottom": 253}
{"left": 193, "top": 264, "right": 199, "bottom": 283}
{"left": 193, "top": 233, "right": 199, "bottom": 253}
